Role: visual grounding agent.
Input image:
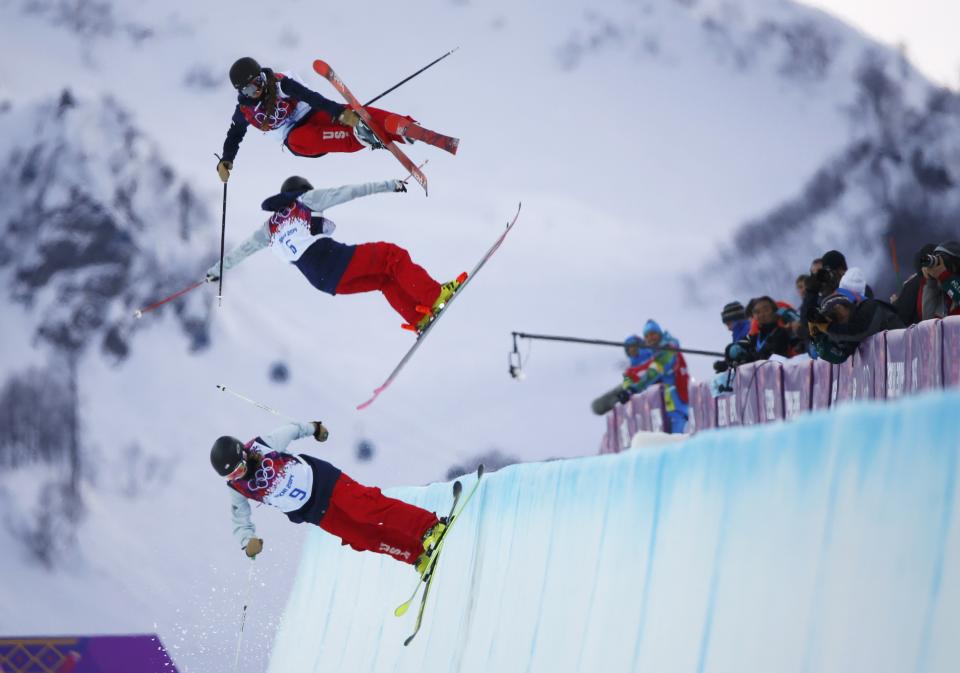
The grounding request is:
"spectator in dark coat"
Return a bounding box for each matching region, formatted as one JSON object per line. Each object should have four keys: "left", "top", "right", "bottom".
{"left": 740, "top": 296, "right": 792, "bottom": 362}
{"left": 892, "top": 244, "right": 936, "bottom": 326}
{"left": 722, "top": 296, "right": 793, "bottom": 367}
{"left": 714, "top": 301, "right": 752, "bottom": 373}
{"left": 810, "top": 290, "right": 904, "bottom": 363}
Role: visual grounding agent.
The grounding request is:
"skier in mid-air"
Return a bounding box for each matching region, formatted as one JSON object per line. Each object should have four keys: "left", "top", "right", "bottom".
{"left": 205, "top": 175, "right": 466, "bottom": 333}
{"left": 211, "top": 420, "right": 446, "bottom": 574}
{"left": 215, "top": 57, "right": 455, "bottom": 182}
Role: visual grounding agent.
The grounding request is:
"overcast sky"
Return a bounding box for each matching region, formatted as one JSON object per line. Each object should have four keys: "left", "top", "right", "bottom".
{"left": 802, "top": 0, "right": 960, "bottom": 88}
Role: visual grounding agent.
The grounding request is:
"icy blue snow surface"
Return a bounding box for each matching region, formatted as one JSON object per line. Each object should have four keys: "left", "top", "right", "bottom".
{"left": 268, "top": 391, "right": 959, "bottom": 673}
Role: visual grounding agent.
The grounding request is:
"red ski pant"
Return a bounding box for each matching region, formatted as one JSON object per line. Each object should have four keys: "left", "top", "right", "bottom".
{"left": 285, "top": 107, "right": 414, "bottom": 156}
{"left": 334, "top": 241, "right": 441, "bottom": 325}
{"left": 318, "top": 474, "right": 439, "bottom": 565}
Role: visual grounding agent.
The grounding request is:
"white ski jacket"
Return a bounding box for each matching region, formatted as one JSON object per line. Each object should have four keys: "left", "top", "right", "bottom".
{"left": 207, "top": 180, "right": 400, "bottom": 276}
{"left": 229, "top": 421, "right": 316, "bottom": 550}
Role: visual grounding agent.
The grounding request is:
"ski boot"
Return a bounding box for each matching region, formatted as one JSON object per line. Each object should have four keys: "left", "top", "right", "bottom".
{"left": 400, "top": 272, "right": 468, "bottom": 335}
{"left": 414, "top": 519, "right": 448, "bottom": 577}
{"left": 353, "top": 119, "right": 385, "bottom": 150}
{"left": 383, "top": 114, "right": 459, "bottom": 154}
{"left": 433, "top": 272, "right": 468, "bottom": 311}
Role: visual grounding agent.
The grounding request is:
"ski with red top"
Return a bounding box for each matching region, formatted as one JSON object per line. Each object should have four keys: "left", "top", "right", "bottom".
{"left": 356, "top": 203, "right": 521, "bottom": 410}
{"left": 383, "top": 115, "right": 460, "bottom": 155}
{"left": 312, "top": 59, "right": 429, "bottom": 194}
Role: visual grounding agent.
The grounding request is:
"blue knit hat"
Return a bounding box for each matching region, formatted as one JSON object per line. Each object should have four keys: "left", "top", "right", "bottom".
{"left": 643, "top": 319, "right": 662, "bottom": 337}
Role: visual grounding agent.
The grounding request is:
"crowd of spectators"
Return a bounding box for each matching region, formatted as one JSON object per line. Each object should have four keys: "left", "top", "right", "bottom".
{"left": 715, "top": 241, "right": 959, "bottom": 374}
{"left": 611, "top": 241, "right": 959, "bottom": 434}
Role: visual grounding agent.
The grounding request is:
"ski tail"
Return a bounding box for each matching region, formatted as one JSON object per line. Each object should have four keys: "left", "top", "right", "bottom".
{"left": 312, "top": 59, "right": 428, "bottom": 193}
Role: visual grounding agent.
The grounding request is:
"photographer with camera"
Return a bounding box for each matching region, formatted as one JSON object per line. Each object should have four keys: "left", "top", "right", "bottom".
{"left": 800, "top": 250, "right": 873, "bottom": 350}
{"left": 809, "top": 289, "right": 903, "bottom": 364}
{"left": 920, "top": 241, "right": 960, "bottom": 319}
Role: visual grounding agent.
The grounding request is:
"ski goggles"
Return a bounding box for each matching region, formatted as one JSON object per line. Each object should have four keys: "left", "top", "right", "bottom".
{"left": 238, "top": 73, "right": 265, "bottom": 97}
{"left": 226, "top": 455, "right": 248, "bottom": 481}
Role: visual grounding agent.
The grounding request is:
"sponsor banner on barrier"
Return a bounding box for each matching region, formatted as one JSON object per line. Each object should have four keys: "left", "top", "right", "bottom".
{"left": 689, "top": 381, "right": 715, "bottom": 432}
{"left": 905, "top": 319, "right": 943, "bottom": 393}
{"left": 852, "top": 332, "right": 882, "bottom": 401}
{"left": 782, "top": 359, "right": 813, "bottom": 420}
{"left": 624, "top": 395, "right": 641, "bottom": 436}
{"left": 868, "top": 331, "right": 887, "bottom": 399}
{"left": 613, "top": 403, "right": 631, "bottom": 452}
{"left": 832, "top": 355, "right": 854, "bottom": 405}
{"left": 602, "top": 413, "right": 618, "bottom": 454}
{"left": 812, "top": 358, "right": 832, "bottom": 410}
{"left": 885, "top": 329, "right": 907, "bottom": 398}
{"left": 645, "top": 385, "right": 667, "bottom": 434}
{"left": 757, "top": 361, "right": 784, "bottom": 423}
{"left": 629, "top": 385, "right": 667, "bottom": 434}
{"left": 716, "top": 392, "right": 739, "bottom": 427}
{"left": 944, "top": 316, "right": 960, "bottom": 386}
{"left": 735, "top": 361, "right": 761, "bottom": 426}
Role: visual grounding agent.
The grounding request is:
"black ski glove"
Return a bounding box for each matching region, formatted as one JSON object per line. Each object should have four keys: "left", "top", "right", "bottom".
{"left": 312, "top": 422, "right": 329, "bottom": 442}
{"left": 394, "top": 180, "right": 408, "bottom": 193}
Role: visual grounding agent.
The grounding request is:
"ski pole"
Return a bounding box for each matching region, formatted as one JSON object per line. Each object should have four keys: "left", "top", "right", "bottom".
{"left": 216, "top": 384, "right": 296, "bottom": 421}
{"left": 215, "top": 153, "right": 229, "bottom": 307}
{"left": 511, "top": 332, "right": 725, "bottom": 358}
{"left": 363, "top": 47, "right": 459, "bottom": 107}
{"left": 232, "top": 560, "right": 255, "bottom": 673}
{"left": 133, "top": 280, "right": 205, "bottom": 319}
{"left": 400, "top": 159, "right": 429, "bottom": 185}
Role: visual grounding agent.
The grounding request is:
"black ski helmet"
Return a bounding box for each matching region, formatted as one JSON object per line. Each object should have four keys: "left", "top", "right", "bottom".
{"left": 281, "top": 175, "right": 313, "bottom": 194}
{"left": 229, "top": 57, "right": 262, "bottom": 89}
{"left": 210, "top": 436, "right": 245, "bottom": 477}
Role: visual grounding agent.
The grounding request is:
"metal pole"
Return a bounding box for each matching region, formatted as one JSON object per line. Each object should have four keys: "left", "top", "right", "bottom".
{"left": 216, "top": 384, "right": 296, "bottom": 422}
{"left": 363, "top": 48, "right": 459, "bottom": 107}
{"left": 215, "top": 154, "right": 229, "bottom": 307}
{"left": 133, "top": 280, "right": 205, "bottom": 319}
{"left": 511, "top": 331, "right": 725, "bottom": 358}
{"left": 232, "top": 560, "right": 255, "bottom": 673}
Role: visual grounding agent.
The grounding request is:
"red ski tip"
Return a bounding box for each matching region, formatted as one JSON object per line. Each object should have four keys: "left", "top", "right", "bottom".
{"left": 456, "top": 271, "right": 468, "bottom": 284}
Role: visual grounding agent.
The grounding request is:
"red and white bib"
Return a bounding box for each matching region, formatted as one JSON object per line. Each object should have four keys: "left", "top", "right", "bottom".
{"left": 229, "top": 443, "right": 314, "bottom": 514}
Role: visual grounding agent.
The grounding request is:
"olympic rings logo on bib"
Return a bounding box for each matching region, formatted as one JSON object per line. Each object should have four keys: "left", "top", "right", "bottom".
{"left": 251, "top": 457, "right": 276, "bottom": 491}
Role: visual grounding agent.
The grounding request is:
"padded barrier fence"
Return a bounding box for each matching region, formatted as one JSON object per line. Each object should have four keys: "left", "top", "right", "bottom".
{"left": 601, "top": 317, "right": 960, "bottom": 450}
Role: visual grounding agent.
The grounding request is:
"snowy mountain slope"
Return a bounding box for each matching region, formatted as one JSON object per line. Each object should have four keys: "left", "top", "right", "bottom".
{"left": 699, "top": 73, "right": 960, "bottom": 302}
{"left": 0, "top": 91, "right": 213, "bottom": 368}
{"left": 0, "top": 0, "right": 952, "bottom": 671}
